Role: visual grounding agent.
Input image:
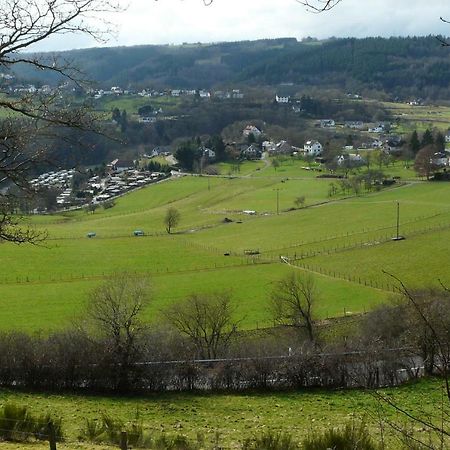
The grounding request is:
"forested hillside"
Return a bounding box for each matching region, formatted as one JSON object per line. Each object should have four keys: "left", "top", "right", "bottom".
{"left": 14, "top": 36, "right": 450, "bottom": 99}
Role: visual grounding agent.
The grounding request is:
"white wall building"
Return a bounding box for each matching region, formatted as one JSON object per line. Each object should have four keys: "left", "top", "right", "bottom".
{"left": 275, "top": 95, "right": 290, "bottom": 104}
{"left": 303, "top": 140, "right": 323, "bottom": 156}
{"left": 243, "top": 125, "right": 262, "bottom": 138}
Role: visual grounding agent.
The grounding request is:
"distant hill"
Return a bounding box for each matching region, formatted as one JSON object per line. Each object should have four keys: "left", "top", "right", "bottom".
{"left": 13, "top": 36, "right": 450, "bottom": 99}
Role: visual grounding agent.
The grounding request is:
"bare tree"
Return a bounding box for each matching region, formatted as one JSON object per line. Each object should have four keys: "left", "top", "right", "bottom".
{"left": 164, "top": 207, "right": 180, "bottom": 234}
{"left": 0, "top": 0, "right": 121, "bottom": 243}
{"left": 294, "top": 0, "right": 341, "bottom": 12}
{"left": 414, "top": 145, "right": 439, "bottom": 180}
{"left": 271, "top": 271, "right": 317, "bottom": 342}
{"left": 203, "top": 0, "right": 341, "bottom": 11}
{"left": 164, "top": 291, "right": 240, "bottom": 359}
{"left": 364, "top": 273, "right": 450, "bottom": 448}
{"left": 294, "top": 195, "right": 306, "bottom": 208}
{"left": 84, "top": 273, "right": 151, "bottom": 391}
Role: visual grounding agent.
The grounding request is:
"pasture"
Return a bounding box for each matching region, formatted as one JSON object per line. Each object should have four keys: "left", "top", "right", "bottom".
{"left": 383, "top": 101, "right": 450, "bottom": 133}
{"left": 0, "top": 378, "right": 446, "bottom": 449}
{"left": 1, "top": 162, "right": 449, "bottom": 332}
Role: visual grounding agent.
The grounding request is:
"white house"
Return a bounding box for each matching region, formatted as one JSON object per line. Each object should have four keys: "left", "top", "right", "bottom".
{"left": 242, "top": 144, "right": 262, "bottom": 160}
{"left": 262, "top": 141, "right": 276, "bottom": 153}
{"left": 431, "top": 152, "right": 449, "bottom": 167}
{"left": 345, "top": 121, "right": 364, "bottom": 129}
{"left": 337, "top": 153, "right": 364, "bottom": 166}
{"left": 371, "top": 139, "right": 384, "bottom": 148}
{"left": 139, "top": 116, "right": 156, "bottom": 124}
{"left": 108, "top": 159, "right": 134, "bottom": 173}
{"left": 243, "top": 125, "right": 262, "bottom": 138}
{"left": 368, "top": 123, "right": 385, "bottom": 133}
{"left": 303, "top": 140, "right": 323, "bottom": 156}
{"left": 275, "top": 95, "right": 290, "bottom": 104}
{"left": 320, "top": 119, "right": 335, "bottom": 128}
{"left": 271, "top": 140, "right": 293, "bottom": 155}
{"left": 202, "top": 147, "right": 216, "bottom": 160}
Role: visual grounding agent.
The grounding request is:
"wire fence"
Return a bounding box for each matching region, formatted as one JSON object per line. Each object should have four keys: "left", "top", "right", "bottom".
{"left": 2, "top": 218, "right": 450, "bottom": 288}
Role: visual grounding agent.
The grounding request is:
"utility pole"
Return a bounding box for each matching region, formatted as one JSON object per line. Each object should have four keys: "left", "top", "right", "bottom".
{"left": 275, "top": 188, "right": 280, "bottom": 215}
{"left": 392, "top": 201, "right": 405, "bottom": 241}
{"left": 396, "top": 201, "right": 400, "bottom": 239}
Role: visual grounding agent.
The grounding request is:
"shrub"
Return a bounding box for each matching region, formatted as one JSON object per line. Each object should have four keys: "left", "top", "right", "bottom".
{"left": 242, "top": 430, "right": 298, "bottom": 450}
{"left": 78, "top": 418, "right": 105, "bottom": 442}
{"left": 33, "top": 414, "right": 63, "bottom": 442}
{"left": 101, "top": 413, "right": 123, "bottom": 444}
{"left": 302, "top": 420, "right": 379, "bottom": 450}
{"left": 0, "top": 404, "right": 34, "bottom": 441}
{"left": 154, "top": 433, "right": 200, "bottom": 450}
{"left": 127, "top": 420, "right": 152, "bottom": 448}
{"left": 0, "top": 404, "right": 63, "bottom": 443}
{"left": 102, "top": 199, "right": 116, "bottom": 209}
{"left": 79, "top": 413, "right": 152, "bottom": 448}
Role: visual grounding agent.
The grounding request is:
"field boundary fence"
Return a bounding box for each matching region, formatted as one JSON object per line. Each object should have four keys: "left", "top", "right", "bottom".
{"left": 35, "top": 207, "right": 450, "bottom": 245}
{"left": 281, "top": 219, "right": 450, "bottom": 263}
{"left": 3, "top": 212, "right": 450, "bottom": 288}
{"left": 288, "top": 259, "right": 401, "bottom": 294}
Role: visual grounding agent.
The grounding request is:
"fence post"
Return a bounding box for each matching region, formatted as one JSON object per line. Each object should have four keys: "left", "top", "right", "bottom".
{"left": 120, "top": 431, "right": 128, "bottom": 450}
{"left": 48, "top": 421, "right": 57, "bottom": 450}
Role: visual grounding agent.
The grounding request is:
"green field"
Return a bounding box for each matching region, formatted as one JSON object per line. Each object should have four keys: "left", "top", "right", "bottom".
{"left": 94, "top": 95, "right": 182, "bottom": 120}
{"left": 383, "top": 101, "right": 450, "bottom": 133}
{"left": 1, "top": 162, "right": 449, "bottom": 332}
{"left": 0, "top": 378, "right": 447, "bottom": 449}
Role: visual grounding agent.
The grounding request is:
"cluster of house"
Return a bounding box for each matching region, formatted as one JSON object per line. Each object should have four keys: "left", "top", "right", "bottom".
{"left": 317, "top": 120, "right": 406, "bottom": 152}
{"left": 318, "top": 119, "right": 390, "bottom": 134}
{"left": 30, "top": 170, "right": 76, "bottom": 206}
{"left": 431, "top": 152, "right": 450, "bottom": 168}
{"left": 89, "top": 86, "right": 244, "bottom": 101}
{"left": 429, "top": 133, "right": 450, "bottom": 168}
{"left": 240, "top": 124, "right": 324, "bottom": 160}
{"left": 93, "top": 168, "right": 165, "bottom": 203}
{"left": 29, "top": 161, "right": 166, "bottom": 210}
{"left": 0, "top": 73, "right": 76, "bottom": 96}
{"left": 239, "top": 124, "right": 405, "bottom": 168}
{"left": 276, "top": 92, "right": 362, "bottom": 106}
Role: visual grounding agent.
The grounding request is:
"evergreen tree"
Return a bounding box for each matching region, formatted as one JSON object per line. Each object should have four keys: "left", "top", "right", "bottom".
{"left": 207, "top": 135, "right": 226, "bottom": 162}
{"left": 421, "top": 129, "right": 434, "bottom": 148}
{"left": 112, "top": 108, "right": 121, "bottom": 123}
{"left": 409, "top": 130, "right": 421, "bottom": 156}
{"left": 435, "top": 131, "right": 446, "bottom": 153}
{"left": 120, "top": 110, "right": 128, "bottom": 133}
{"left": 345, "top": 134, "right": 354, "bottom": 147}
{"left": 175, "top": 139, "right": 201, "bottom": 172}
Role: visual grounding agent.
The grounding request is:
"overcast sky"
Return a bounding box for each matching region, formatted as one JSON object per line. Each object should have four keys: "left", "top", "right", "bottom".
{"left": 35, "top": 0, "right": 450, "bottom": 51}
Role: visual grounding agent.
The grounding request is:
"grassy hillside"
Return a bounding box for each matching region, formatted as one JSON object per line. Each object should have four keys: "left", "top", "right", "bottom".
{"left": 1, "top": 160, "right": 449, "bottom": 332}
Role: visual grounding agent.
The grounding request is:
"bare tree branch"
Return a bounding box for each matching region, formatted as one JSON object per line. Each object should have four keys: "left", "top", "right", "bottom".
{"left": 294, "top": 0, "right": 342, "bottom": 12}
{"left": 0, "top": 0, "right": 122, "bottom": 243}
{"left": 165, "top": 292, "right": 240, "bottom": 360}
{"left": 271, "top": 271, "right": 317, "bottom": 342}
{"left": 383, "top": 270, "right": 450, "bottom": 403}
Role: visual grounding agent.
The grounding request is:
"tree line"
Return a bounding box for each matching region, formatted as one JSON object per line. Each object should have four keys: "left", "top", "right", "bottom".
{"left": 15, "top": 36, "right": 450, "bottom": 100}
{"left": 0, "top": 272, "right": 448, "bottom": 394}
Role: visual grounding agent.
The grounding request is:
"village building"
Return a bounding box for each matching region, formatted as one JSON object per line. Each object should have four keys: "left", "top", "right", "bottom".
{"left": 243, "top": 125, "right": 262, "bottom": 138}
{"left": 303, "top": 140, "right": 323, "bottom": 156}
